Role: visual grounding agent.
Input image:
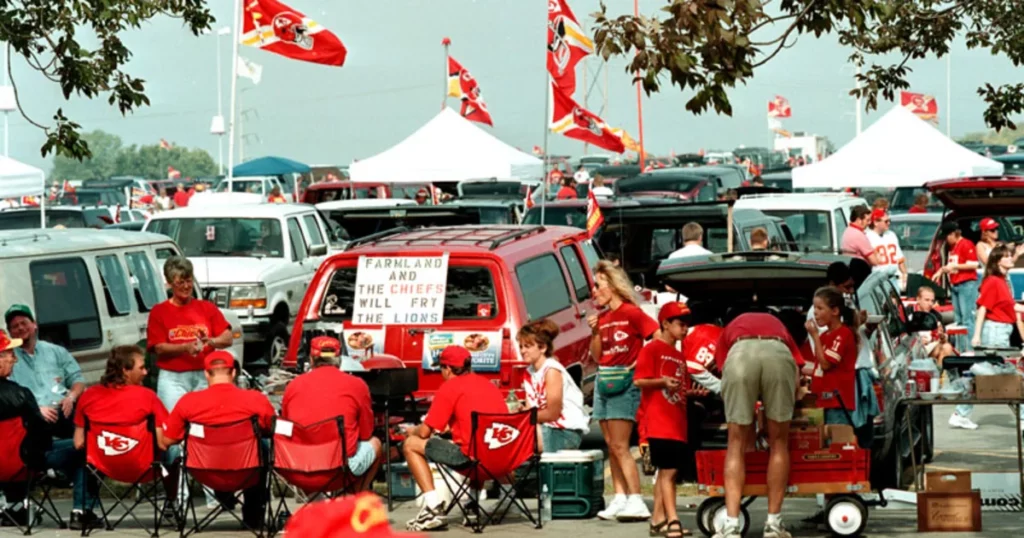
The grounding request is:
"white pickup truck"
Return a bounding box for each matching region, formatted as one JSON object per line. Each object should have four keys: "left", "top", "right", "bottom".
{"left": 144, "top": 203, "right": 342, "bottom": 366}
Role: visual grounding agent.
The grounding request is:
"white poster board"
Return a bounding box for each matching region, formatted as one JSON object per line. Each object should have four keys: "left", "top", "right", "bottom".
{"left": 352, "top": 254, "right": 449, "bottom": 325}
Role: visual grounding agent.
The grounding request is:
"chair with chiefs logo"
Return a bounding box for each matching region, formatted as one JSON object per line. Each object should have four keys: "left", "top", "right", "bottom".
{"left": 180, "top": 416, "right": 268, "bottom": 537}
{"left": 267, "top": 416, "right": 356, "bottom": 534}
{"left": 433, "top": 409, "right": 541, "bottom": 533}
{"left": 83, "top": 414, "right": 170, "bottom": 537}
{"left": 0, "top": 416, "right": 66, "bottom": 533}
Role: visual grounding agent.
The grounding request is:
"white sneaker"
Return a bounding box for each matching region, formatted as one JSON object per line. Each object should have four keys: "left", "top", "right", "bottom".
{"left": 615, "top": 496, "right": 651, "bottom": 522}
{"left": 596, "top": 496, "right": 627, "bottom": 520}
{"left": 712, "top": 521, "right": 742, "bottom": 538}
{"left": 763, "top": 519, "right": 792, "bottom": 538}
{"left": 948, "top": 413, "right": 979, "bottom": 430}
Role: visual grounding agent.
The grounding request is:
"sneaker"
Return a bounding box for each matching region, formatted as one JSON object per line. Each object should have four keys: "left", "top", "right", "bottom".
{"left": 69, "top": 510, "right": 99, "bottom": 531}
{"left": 0, "top": 508, "right": 28, "bottom": 528}
{"left": 948, "top": 413, "right": 979, "bottom": 430}
{"left": 763, "top": 519, "right": 792, "bottom": 538}
{"left": 597, "top": 496, "right": 627, "bottom": 521}
{"left": 406, "top": 502, "right": 447, "bottom": 532}
{"left": 711, "top": 521, "right": 742, "bottom": 538}
{"left": 615, "top": 496, "right": 652, "bottom": 522}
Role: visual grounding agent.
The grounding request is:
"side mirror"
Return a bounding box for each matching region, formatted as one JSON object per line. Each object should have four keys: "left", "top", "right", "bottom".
{"left": 309, "top": 244, "right": 328, "bottom": 257}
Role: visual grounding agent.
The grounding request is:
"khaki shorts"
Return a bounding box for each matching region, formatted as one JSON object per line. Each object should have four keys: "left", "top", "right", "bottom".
{"left": 721, "top": 339, "right": 798, "bottom": 425}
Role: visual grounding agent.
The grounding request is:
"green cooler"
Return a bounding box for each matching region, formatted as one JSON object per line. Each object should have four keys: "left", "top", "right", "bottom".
{"left": 540, "top": 450, "right": 606, "bottom": 519}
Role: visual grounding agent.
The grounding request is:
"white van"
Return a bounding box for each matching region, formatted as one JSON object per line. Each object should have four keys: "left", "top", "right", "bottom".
{"left": 0, "top": 229, "right": 245, "bottom": 383}
{"left": 734, "top": 192, "right": 870, "bottom": 254}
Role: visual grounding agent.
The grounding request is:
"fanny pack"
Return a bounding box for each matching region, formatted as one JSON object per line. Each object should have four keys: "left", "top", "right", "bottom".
{"left": 597, "top": 366, "right": 634, "bottom": 397}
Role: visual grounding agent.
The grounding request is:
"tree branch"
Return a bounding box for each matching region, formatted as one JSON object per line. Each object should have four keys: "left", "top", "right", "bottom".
{"left": 8, "top": 45, "right": 47, "bottom": 130}
{"left": 750, "top": 0, "right": 819, "bottom": 47}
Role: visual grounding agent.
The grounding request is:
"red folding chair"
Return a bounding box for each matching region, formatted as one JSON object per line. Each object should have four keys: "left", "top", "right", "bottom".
{"left": 268, "top": 416, "right": 356, "bottom": 534}
{"left": 180, "top": 417, "right": 268, "bottom": 537}
{"left": 83, "top": 414, "right": 171, "bottom": 537}
{"left": 0, "top": 417, "right": 66, "bottom": 534}
{"left": 434, "top": 409, "right": 542, "bottom": 533}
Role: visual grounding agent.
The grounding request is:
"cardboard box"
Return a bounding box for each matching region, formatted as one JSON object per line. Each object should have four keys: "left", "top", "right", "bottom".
{"left": 825, "top": 424, "right": 857, "bottom": 446}
{"left": 917, "top": 492, "right": 982, "bottom": 532}
{"left": 926, "top": 471, "right": 972, "bottom": 493}
{"left": 793, "top": 408, "right": 825, "bottom": 426}
{"left": 974, "top": 374, "right": 1024, "bottom": 400}
{"left": 788, "top": 424, "right": 822, "bottom": 450}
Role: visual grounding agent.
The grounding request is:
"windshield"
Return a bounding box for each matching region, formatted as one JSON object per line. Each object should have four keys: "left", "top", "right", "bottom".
{"left": 616, "top": 177, "right": 704, "bottom": 195}
{"left": 76, "top": 191, "right": 126, "bottom": 206}
{"left": 215, "top": 180, "right": 264, "bottom": 194}
{"left": 522, "top": 206, "right": 585, "bottom": 229}
{"left": 392, "top": 184, "right": 433, "bottom": 203}
{"left": 891, "top": 220, "right": 940, "bottom": 250}
{"left": 147, "top": 217, "right": 284, "bottom": 258}
{"left": 760, "top": 210, "right": 832, "bottom": 252}
{"left": 890, "top": 187, "right": 944, "bottom": 212}
{"left": 0, "top": 210, "right": 89, "bottom": 230}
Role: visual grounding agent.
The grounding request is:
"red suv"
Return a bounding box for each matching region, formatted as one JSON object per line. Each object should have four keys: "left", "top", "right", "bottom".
{"left": 282, "top": 225, "right": 603, "bottom": 397}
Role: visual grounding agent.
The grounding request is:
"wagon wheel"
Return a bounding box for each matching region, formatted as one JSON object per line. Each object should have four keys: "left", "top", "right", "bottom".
{"left": 825, "top": 495, "right": 868, "bottom": 537}
{"left": 709, "top": 501, "right": 750, "bottom": 537}
{"left": 695, "top": 498, "right": 723, "bottom": 537}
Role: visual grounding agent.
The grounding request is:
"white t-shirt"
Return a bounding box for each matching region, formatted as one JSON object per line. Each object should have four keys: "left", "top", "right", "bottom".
{"left": 524, "top": 358, "right": 590, "bottom": 433}
{"left": 866, "top": 229, "right": 903, "bottom": 276}
{"left": 668, "top": 243, "right": 712, "bottom": 259}
{"left": 591, "top": 186, "right": 614, "bottom": 198}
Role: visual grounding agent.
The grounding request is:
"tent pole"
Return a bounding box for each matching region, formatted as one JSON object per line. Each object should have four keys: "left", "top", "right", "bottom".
{"left": 442, "top": 38, "right": 450, "bottom": 111}
{"left": 226, "top": 0, "right": 242, "bottom": 181}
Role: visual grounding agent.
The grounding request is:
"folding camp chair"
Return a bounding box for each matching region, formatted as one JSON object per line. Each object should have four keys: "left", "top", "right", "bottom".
{"left": 180, "top": 417, "right": 268, "bottom": 537}
{"left": 268, "top": 416, "right": 356, "bottom": 535}
{"left": 434, "top": 409, "right": 542, "bottom": 533}
{"left": 83, "top": 414, "right": 172, "bottom": 537}
{"left": 0, "top": 417, "right": 66, "bottom": 534}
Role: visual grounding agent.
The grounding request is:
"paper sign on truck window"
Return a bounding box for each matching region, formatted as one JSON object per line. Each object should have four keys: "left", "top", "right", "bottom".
{"left": 352, "top": 254, "right": 448, "bottom": 325}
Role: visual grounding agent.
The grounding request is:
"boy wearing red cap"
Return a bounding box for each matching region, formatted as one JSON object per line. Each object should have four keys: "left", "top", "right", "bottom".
{"left": 160, "top": 351, "right": 275, "bottom": 529}
{"left": 634, "top": 302, "right": 703, "bottom": 538}
{"left": 932, "top": 222, "right": 979, "bottom": 352}
{"left": 281, "top": 336, "right": 381, "bottom": 492}
{"left": 865, "top": 208, "right": 907, "bottom": 291}
{"left": 402, "top": 346, "right": 506, "bottom": 532}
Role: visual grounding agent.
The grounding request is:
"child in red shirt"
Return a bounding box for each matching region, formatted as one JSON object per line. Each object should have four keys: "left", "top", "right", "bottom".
{"left": 931, "top": 222, "right": 980, "bottom": 351}
{"left": 805, "top": 287, "right": 858, "bottom": 426}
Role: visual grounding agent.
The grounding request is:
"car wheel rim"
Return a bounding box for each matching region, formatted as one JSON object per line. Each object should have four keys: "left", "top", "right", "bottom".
{"left": 270, "top": 337, "right": 287, "bottom": 366}
{"left": 827, "top": 501, "right": 862, "bottom": 535}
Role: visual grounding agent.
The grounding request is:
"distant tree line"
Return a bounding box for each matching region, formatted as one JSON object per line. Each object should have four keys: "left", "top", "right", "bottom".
{"left": 50, "top": 130, "right": 217, "bottom": 182}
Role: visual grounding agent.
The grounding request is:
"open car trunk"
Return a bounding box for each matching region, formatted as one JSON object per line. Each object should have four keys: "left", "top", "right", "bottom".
{"left": 926, "top": 178, "right": 1024, "bottom": 213}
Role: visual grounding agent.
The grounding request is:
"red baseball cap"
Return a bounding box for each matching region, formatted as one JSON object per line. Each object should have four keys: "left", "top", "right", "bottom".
{"left": 870, "top": 208, "right": 888, "bottom": 222}
{"left": 436, "top": 345, "right": 471, "bottom": 369}
{"left": 284, "top": 492, "right": 423, "bottom": 538}
{"left": 0, "top": 329, "right": 22, "bottom": 352}
{"left": 980, "top": 217, "right": 999, "bottom": 231}
{"left": 658, "top": 301, "right": 692, "bottom": 324}
{"left": 310, "top": 336, "right": 341, "bottom": 359}
{"left": 203, "top": 350, "right": 234, "bottom": 371}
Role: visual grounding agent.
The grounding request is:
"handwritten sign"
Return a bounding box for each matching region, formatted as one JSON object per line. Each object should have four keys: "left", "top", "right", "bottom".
{"left": 352, "top": 254, "right": 448, "bottom": 325}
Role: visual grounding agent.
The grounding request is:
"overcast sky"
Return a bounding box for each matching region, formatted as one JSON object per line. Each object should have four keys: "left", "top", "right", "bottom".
{"left": 6, "top": 0, "right": 1020, "bottom": 174}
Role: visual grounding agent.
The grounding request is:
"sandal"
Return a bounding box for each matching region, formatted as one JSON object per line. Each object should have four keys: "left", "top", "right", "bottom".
{"left": 665, "top": 520, "right": 688, "bottom": 538}
{"left": 649, "top": 520, "right": 667, "bottom": 536}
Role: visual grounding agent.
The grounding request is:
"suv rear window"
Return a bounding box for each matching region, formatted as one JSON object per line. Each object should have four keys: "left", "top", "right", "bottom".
{"left": 321, "top": 265, "right": 498, "bottom": 321}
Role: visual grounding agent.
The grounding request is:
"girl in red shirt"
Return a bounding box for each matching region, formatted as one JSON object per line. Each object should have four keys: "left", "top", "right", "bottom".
{"left": 973, "top": 245, "right": 1024, "bottom": 349}
{"left": 587, "top": 260, "right": 659, "bottom": 522}
{"left": 805, "top": 287, "right": 858, "bottom": 426}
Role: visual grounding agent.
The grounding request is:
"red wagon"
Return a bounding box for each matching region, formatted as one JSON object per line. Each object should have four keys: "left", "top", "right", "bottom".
{"left": 694, "top": 447, "right": 875, "bottom": 537}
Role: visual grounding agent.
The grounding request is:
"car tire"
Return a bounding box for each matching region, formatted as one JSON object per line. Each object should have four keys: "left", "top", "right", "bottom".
{"left": 873, "top": 410, "right": 908, "bottom": 490}
{"left": 263, "top": 322, "right": 289, "bottom": 369}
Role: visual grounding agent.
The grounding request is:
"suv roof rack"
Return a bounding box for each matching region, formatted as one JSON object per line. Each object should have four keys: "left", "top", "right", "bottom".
{"left": 346, "top": 226, "right": 410, "bottom": 249}
{"left": 355, "top": 225, "right": 548, "bottom": 251}
{"left": 0, "top": 232, "right": 52, "bottom": 247}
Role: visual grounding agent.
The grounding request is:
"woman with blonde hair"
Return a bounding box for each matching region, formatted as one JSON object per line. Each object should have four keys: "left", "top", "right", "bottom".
{"left": 518, "top": 319, "right": 589, "bottom": 452}
{"left": 588, "top": 260, "right": 659, "bottom": 522}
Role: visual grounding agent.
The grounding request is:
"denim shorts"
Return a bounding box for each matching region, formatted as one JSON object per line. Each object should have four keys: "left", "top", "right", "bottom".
{"left": 541, "top": 426, "right": 583, "bottom": 452}
{"left": 981, "top": 320, "right": 1014, "bottom": 349}
{"left": 348, "top": 440, "right": 377, "bottom": 476}
{"left": 592, "top": 384, "right": 640, "bottom": 422}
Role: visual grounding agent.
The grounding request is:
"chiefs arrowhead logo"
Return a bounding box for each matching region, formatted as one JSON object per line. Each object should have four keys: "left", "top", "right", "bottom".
{"left": 483, "top": 422, "right": 520, "bottom": 450}
{"left": 614, "top": 330, "right": 629, "bottom": 343}
{"left": 98, "top": 431, "right": 140, "bottom": 456}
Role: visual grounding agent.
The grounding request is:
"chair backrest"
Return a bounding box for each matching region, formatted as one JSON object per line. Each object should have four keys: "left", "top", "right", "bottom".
{"left": 469, "top": 409, "right": 538, "bottom": 478}
{"left": 273, "top": 416, "right": 353, "bottom": 494}
{"left": 184, "top": 416, "right": 264, "bottom": 492}
{"left": 0, "top": 417, "right": 29, "bottom": 482}
{"left": 85, "top": 415, "right": 160, "bottom": 484}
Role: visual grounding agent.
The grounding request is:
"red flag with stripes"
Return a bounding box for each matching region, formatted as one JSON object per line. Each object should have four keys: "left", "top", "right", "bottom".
{"left": 549, "top": 81, "right": 625, "bottom": 153}
{"left": 447, "top": 56, "right": 493, "bottom": 126}
{"left": 547, "top": 0, "right": 593, "bottom": 95}
{"left": 585, "top": 188, "right": 603, "bottom": 237}
{"left": 241, "top": 0, "right": 347, "bottom": 67}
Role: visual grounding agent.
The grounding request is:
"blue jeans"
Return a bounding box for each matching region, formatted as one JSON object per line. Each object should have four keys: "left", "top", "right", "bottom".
{"left": 3, "top": 440, "right": 94, "bottom": 511}
{"left": 952, "top": 279, "right": 979, "bottom": 352}
{"left": 958, "top": 320, "right": 1015, "bottom": 418}
{"left": 541, "top": 426, "right": 583, "bottom": 452}
{"left": 156, "top": 369, "right": 208, "bottom": 411}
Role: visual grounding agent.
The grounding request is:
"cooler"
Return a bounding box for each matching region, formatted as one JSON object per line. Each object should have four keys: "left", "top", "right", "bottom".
{"left": 540, "top": 449, "right": 606, "bottom": 519}
{"left": 388, "top": 462, "right": 417, "bottom": 500}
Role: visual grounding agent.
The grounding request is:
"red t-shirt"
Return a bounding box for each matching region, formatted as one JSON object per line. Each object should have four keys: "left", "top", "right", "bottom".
{"left": 810, "top": 325, "right": 857, "bottom": 410}
{"left": 173, "top": 190, "right": 190, "bottom": 208}
{"left": 162, "top": 383, "right": 276, "bottom": 442}
{"left": 683, "top": 324, "right": 723, "bottom": 376}
{"left": 634, "top": 339, "right": 688, "bottom": 442}
{"left": 596, "top": 303, "right": 659, "bottom": 367}
{"left": 714, "top": 313, "right": 804, "bottom": 372}
{"left": 978, "top": 275, "right": 1016, "bottom": 324}
{"left": 74, "top": 384, "right": 168, "bottom": 428}
{"left": 147, "top": 299, "right": 230, "bottom": 372}
{"left": 281, "top": 367, "right": 374, "bottom": 458}
{"left": 423, "top": 373, "right": 506, "bottom": 452}
{"left": 948, "top": 238, "right": 978, "bottom": 285}
{"left": 908, "top": 206, "right": 927, "bottom": 214}
{"left": 556, "top": 186, "right": 577, "bottom": 200}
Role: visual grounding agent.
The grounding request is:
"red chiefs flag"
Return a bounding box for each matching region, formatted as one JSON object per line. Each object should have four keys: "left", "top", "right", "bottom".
{"left": 547, "top": 0, "right": 593, "bottom": 95}
{"left": 900, "top": 91, "right": 938, "bottom": 119}
{"left": 167, "top": 166, "right": 182, "bottom": 180}
{"left": 767, "top": 95, "right": 791, "bottom": 118}
{"left": 549, "top": 82, "right": 625, "bottom": 153}
{"left": 241, "top": 0, "right": 347, "bottom": 67}
{"left": 447, "top": 56, "right": 493, "bottom": 126}
{"left": 585, "top": 188, "right": 603, "bottom": 237}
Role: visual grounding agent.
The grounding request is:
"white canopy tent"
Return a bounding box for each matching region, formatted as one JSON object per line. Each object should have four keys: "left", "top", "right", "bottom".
{"left": 349, "top": 107, "right": 543, "bottom": 183}
{"left": 0, "top": 156, "right": 46, "bottom": 227}
{"left": 793, "top": 106, "right": 1004, "bottom": 189}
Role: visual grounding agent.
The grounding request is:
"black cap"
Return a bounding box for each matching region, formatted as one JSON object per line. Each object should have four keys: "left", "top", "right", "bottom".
{"left": 939, "top": 221, "right": 959, "bottom": 238}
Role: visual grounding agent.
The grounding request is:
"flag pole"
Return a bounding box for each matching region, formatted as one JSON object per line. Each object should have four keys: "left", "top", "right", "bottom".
{"left": 633, "top": 0, "right": 646, "bottom": 168}
{"left": 945, "top": 53, "right": 951, "bottom": 137}
{"left": 541, "top": 78, "right": 549, "bottom": 225}
{"left": 442, "top": 37, "right": 451, "bottom": 111}
{"left": 226, "top": 0, "right": 242, "bottom": 182}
